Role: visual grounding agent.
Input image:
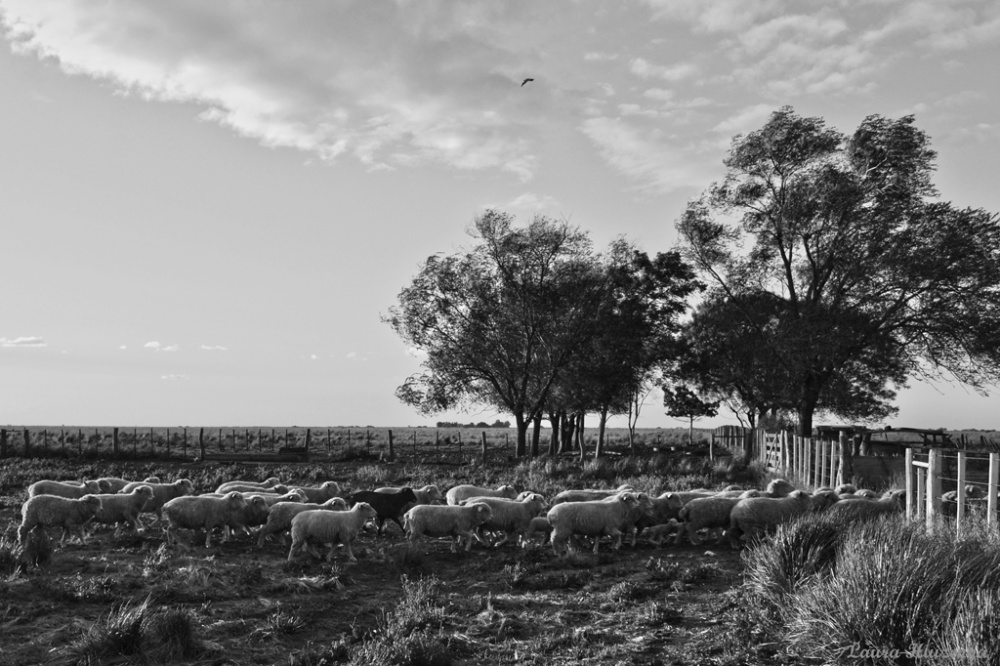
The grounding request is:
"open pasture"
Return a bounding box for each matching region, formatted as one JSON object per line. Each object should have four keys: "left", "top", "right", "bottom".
{"left": 0, "top": 447, "right": 757, "bottom": 666}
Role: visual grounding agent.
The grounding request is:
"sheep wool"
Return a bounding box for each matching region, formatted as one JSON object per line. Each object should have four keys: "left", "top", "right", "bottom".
{"left": 446, "top": 484, "right": 518, "bottom": 506}
{"left": 459, "top": 493, "right": 546, "bottom": 547}
{"left": 162, "top": 491, "right": 249, "bottom": 548}
{"left": 287, "top": 502, "right": 378, "bottom": 562}
{"left": 257, "top": 498, "right": 348, "bottom": 547}
{"left": 547, "top": 492, "right": 646, "bottom": 556}
{"left": 90, "top": 485, "right": 155, "bottom": 531}
{"left": 19, "top": 494, "right": 102, "bottom": 546}
{"left": 404, "top": 503, "right": 493, "bottom": 552}
{"left": 27, "top": 479, "right": 105, "bottom": 500}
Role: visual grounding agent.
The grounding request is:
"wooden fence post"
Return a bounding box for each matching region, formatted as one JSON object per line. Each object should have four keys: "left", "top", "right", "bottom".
{"left": 988, "top": 452, "right": 999, "bottom": 527}
{"left": 927, "top": 448, "right": 941, "bottom": 529}
{"left": 199, "top": 428, "right": 205, "bottom": 461}
{"left": 838, "top": 430, "right": 853, "bottom": 487}
{"left": 0, "top": 429, "right": 6, "bottom": 458}
{"left": 482, "top": 431, "right": 487, "bottom": 465}
{"left": 905, "top": 447, "right": 915, "bottom": 521}
{"left": 23, "top": 429, "right": 31, "bottom": 457}
{"left": 388, "top": 430, "right": 395, "bottom": 461}
{"left": 112, "top": 427, "right": 119, "bottom": 457}
{"left": 956, "top": 450, "right": 967, "bottom": 533}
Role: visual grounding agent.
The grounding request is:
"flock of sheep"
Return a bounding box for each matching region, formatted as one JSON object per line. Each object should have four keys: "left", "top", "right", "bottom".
{"left": 15, "top": 473, "right": 915, "bottom": 562}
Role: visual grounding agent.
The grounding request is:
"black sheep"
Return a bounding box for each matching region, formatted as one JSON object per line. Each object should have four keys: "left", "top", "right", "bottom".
{"left": 347, "top": 488, "right": 419, "bottom": 535}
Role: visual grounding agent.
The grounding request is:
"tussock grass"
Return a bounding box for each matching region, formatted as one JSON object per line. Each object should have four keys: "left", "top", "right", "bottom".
{"left": 738, "top": 514, "right": 1000, "bottom": 664}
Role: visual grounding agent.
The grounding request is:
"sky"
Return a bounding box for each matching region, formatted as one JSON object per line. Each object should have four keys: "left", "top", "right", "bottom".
{"left": 1, "top": 0, "right": 998, "bottom": 431}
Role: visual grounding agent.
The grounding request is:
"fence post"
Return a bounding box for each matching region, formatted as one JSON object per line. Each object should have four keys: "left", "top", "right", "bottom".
{"left": 413, "top": 430, "right": 417, "bottom": 457}
{"left": 199, "top": 428, "right": 205, "bottom": 461}
{"left": 838, "top": 430, "right": 853, "bottom": 488}
{"left": 482, "top": 431, "right": 487, "bottom": 465}
{"left": 113, "top": 427, "right": 120, "bottom": 457}
{"left": 23, "top": 429, "right": 31, "bottom": 457}
{"left": 956, "top": 450, "right": 967, "bottom": 533}
{"left": 905, "top": 447, "right": 915, "bottom": 521}
{"left": 927, "top": 448, "right": 941, "bottom": 529}
{"left": 988, "top": 452, "right": 999, "bottom": 527}
{"left": 0, "top": 429, "right": 6, "bottom": 458}
{"left": 183, "top": 428, "right": 188, "bottom": 459}
{"left": 388, "top": 430, "right": 395, "bottom": 461}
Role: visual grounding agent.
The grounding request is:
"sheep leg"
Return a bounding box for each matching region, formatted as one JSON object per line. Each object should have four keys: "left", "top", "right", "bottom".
{"left": 343, "top": 539, "right": 357, "bottom": 562}
{"left": 688, "top": 525, "right": 703, "bottom": 546}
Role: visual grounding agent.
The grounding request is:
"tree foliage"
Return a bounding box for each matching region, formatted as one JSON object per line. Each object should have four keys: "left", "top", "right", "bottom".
{"left": 678, "top": 106, "right": 1000, "bottom": 435}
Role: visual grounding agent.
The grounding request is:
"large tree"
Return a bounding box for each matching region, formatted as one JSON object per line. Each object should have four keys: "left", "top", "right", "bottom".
{"left": 678, "top": 107, "right": 1000, "bottom": 435}
{"left": 385, "top": 210, "right": 607, "bottom": 456}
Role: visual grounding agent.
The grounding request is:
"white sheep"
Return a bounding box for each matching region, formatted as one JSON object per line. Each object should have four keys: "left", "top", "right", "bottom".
{"left": 19, "top": 494, "right": 102, "bottom": 546}
{"left": 96, "top": 477, "right": 158, "bottom": 494}
{"left": 645, "top": 520, "right": 682, "bottom": 547}
{"left": 121, "top": 479, "right": 196, "bottom": 522}
{"left": 216, "top": 477, "right": 282, "bottom": 493}
{"left": 834, "top": 483, "right": 857, "bottom": 495}
{"left": 257, "top": 498, "right": 349, "bottom": 547}
{"left": 668, "top": 489, "right": 718, "bottom": 505}
{"left": 27, "top": 479, "right": 106, "bottom": 499}
{"left": 674, "top": 490, "right": 759, "bottom": 546}
{"left": 547, "top": 492, "right": 646, "bottom": 556}
{"left": 551, "top": 484, "right": 635, "bottom": 505}
{"left": 225, "top": 494, "right": 271, "bottom": 539}
{"left": 287, "top": 502, "right": 378, "bottom": 562}
{"left": 403, "top": 503, "right": 493, "bottom": 552}
{"left": 202, "top": 489, "right": 308, "bottom": 506}
{"left": 941, "top": 485, "right": 986, "bottom": 519}
{"left": 634, "top": 492, "right": 685, "bottom": 544}
{"left": 289, "top": 482, "right": 343, "bottom": 504}
{"left": 445, "top": 484, "right": 518, "bottom": 506}
{"left": 460, "top": 493, "right": 546, "bottom": 547}
{"left": 726, "top": 489, "right": 840, "bottom": 548}
{"left": 89, "top": 485, "right": 155, "bottom": 532}
{"left": 523, "top": 516, "right": 553, "bottom": 544}
{"left": 162, "top": 491, "right": 248, "bottom": 548}
{"left": 826, "top": 489, "right": 906, "bottom": 524}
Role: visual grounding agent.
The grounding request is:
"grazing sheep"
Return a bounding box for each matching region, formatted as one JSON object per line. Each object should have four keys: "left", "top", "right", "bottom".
{"left": 89, "top": 485, "right": 155, "bottom": 532}
{"left": 668, "top": 489, "right": 718, "bottom": 505}
{"left": 19, "top": 494, "right": 102, "bottom": 546}
{"left": 941, "top": 486, "right": 986, "bottom": 519}
{"left": 96, "top": 477, "right": 131, "bottom": 494}
{"left": 547, "top": 492, "right": 646, "bottom": 556}
{"left": 257, "top": 498, "right": 349, "bottom": 547}
{"left": 346, "top": 488, "right": 419, "bottom": 535}
{"left": 203, "top": 490, "right": 308, "bottom": 506}
{"left": 834, "top": 483, "right": 857, "bottom": 495}
{"left": 826, "top": 489, "right": 906, "bottom": 524}
{"left": 216, "top": 477, "right": 282, "bottom": 493}
{"left": 214, "top": 483, "right": 289, "bottom": 495}
{"left": 287, "top": 502, "right": 378, "bottom": 562}
{"left": 726, "top": 489, "right": 840, "bottom": 548}
{"left": 121, "top": 479, "right": 196, "bottom": 522}
{"left": 674, "top": 490, "right": 759, "bottom": 546}
{"left": 162, "top": 492, "right": 248, "bottom": 548}
{"left": 634, "top": 492, "right": 685, "bottom": 542}
{"left": 375, "top": 484, "right": 444, "bottom": 508}
{"left": 460, "top": 493, "right": 546, "bottom": 547}
{"left": 404, "top": 503, "right": 494, "bottom": 553}
{"left": 27, "top": 479, "right": 106, "bottom": 499}
{"left": 290, "top": 482, "right": 343, "bottom": 504}
{"left": 762, "top": 478, "right": 796, "bottom": 498}
{"left": 446, "top": 484, "right": 518, "bottom": 506}
{"left": 645, "top": 521, "right": 682, "bottom": 547}
{"left": 523, "top": 516, "right": 553, "bottom": 544}
{"left": 551, "top": 484, "right": 635, "bottom": 505}
{"left": 225, "top": 494, "right": 271, "bottom": 539}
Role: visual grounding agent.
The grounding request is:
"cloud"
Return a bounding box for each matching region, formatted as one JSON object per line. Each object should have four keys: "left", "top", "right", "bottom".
{"left": 0, "top": 1, "right": 551, "bottom": 179}
{"left": 507, "top": 192, "right": 559, "bottom": 212}
{"left": 0, "top": 336, "right": 47, "bottom": 347}
{"left": 629, "top": 58, "right": 698, "bottom": 82}
{"left": 199, "top": 344, "right": 228, "bottom": 351}
{"left": 161, "top": 374, "right": 189, "bottom": 380}
{"left": 578, "top": 116, "right": 710, "bottom": 193}
{"left": 144, "top": 341, "right": 179, "bottom": 352}
{"left": 711, "top": 104, "right": 775, "bottom": 136}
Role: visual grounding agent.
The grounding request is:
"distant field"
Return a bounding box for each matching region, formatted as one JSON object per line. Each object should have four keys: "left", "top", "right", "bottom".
{"left": 0, "top": 425, "right": 714, "bottom": 462}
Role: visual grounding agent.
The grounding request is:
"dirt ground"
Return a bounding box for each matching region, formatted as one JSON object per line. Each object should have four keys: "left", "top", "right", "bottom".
{"left": 0, "top": 464, "right": 750, "bottom": 666}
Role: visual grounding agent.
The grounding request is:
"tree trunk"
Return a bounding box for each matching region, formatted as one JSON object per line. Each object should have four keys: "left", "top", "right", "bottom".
{"left": 515, "top": 412, "right": 528, "bottom": 457}
{"left": 688, "top": 417, "right": 694, "bottom": 446}
{"left": 560, "top": 411, "right": 575, "bottom": 455}
{"left": 548, "top": 412, "right": 560, "bottom": 456}
{"left": 577, "top": 412, "right": 586, "bottom": 463}
{"left": 530, "top": 416, "right": 542, "bottom": 457}
{"left": 595, "top": 406, "right": 608, "bottom": 459}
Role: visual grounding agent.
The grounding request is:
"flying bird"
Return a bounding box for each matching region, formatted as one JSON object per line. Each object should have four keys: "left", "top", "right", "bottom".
{"left": 521, "top": 78, "right": 534, "bottom": 86}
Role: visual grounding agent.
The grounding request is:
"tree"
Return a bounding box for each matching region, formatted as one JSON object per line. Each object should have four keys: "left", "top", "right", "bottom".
{"left": 385, "top": 210, "right": 607, "bottom": 456}
{"left": 663, "top": 385, "right": 718, "bottom": 445}
{"left": 678, "top": 107, "right": 1000, "bottom": 435}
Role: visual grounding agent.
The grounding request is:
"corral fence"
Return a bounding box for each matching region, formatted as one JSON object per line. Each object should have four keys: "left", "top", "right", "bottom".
{"left": 0, "top": 425, "right": 694, "bottom": 465}
{"left": 715, "top": 424, "right": 1000, "bottom": 532}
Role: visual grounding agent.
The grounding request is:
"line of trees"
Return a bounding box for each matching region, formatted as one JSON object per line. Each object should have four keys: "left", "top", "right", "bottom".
{"left": 386, "top": 107, "right": 1000, "bottom": 448}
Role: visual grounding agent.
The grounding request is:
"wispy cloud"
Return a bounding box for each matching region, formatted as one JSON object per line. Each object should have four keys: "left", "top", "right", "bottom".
{"left": 161, "top": 374, "right": 189, "bottom": 380}
{"left": 144, "top": 341, "right": 179, "bottom": 352}
{"left": 199, "top": 344, "right": 228, "bottom": 351}
{"left": 0, "top": 1, "right": 549, "bottom": 179}
{"left": 0, "top": 336, "right": 46, "bottom": 348}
